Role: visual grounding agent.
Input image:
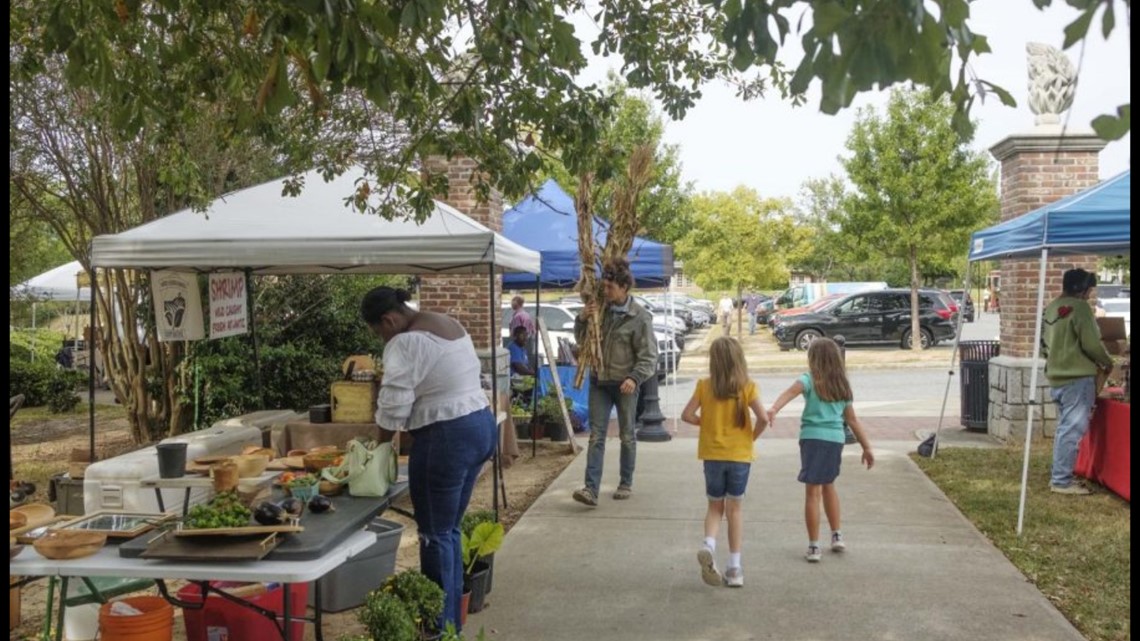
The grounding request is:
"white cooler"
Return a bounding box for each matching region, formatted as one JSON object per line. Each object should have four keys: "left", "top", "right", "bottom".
{"left": 82, "top": 422, "right": 261, "bottom": 514}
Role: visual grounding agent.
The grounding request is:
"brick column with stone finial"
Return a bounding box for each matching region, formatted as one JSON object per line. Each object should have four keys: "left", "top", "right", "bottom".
{"left": 418, "top": 156, "right": 503, "bottom": 351}
{"left": 985, "top": 132, "right": 1106, "bottom": 440}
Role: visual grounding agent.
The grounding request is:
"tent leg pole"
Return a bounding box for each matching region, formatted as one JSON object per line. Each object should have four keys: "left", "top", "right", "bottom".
{"left": 932, "top": 258, "right": 974, "bottom": 460}
{"left": 88, "top": 267, "right": 97, "bottom": 463}
{"left": 245, "top": 269, "right": 265, "bottom": 408}
{"left": 532, "top": 279, "right": 540, "bottom": 458}
{"left": 489, "top": 265, "right": 501, "bottom": 521}
{"left": 1018, "top": 249, "right": 1050, "bottom": 536}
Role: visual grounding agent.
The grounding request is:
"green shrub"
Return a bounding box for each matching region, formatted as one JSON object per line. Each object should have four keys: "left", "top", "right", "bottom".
{"left": 8, "top": 328, "right": 66, "bottom": 363}
{"left": 382, "top": 569, "right": 445, "bottom": 636}
{"left": 358, "top": 590, "right": 417, "bottom": 641}
{"left": 461, "top": 509, "right": 497, "bottom": 537}
{"left": 46, "top": 370, "right": 83, "bottom": 413}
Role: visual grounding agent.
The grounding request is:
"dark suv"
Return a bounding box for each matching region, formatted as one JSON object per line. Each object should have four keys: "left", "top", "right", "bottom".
{"left": 773, "top": 289, "right": 958, "bottom": 350}
{"left": 948, "top": 290, "right": 975, "bottom": 322}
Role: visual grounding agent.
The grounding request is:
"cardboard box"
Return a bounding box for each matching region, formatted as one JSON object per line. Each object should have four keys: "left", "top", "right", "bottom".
{"left": 1103, "top": 339, "right": 1128, "bottom": 356}
{"left": 1097, "top": 316, "right": 1127, "bottom": 341}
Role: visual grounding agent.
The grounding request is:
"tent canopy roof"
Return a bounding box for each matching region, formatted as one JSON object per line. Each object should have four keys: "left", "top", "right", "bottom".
{"left": 969, "top": 170, "right": 1130, "bottom": 261}
{"left": 91, "top": 167, "right": 541, "bottom": 275}
{"left": 12, "top": 261, "right": 91, "bottom": 302}
{"left": 501, "top": 179, "right": 674, "bottom": 288}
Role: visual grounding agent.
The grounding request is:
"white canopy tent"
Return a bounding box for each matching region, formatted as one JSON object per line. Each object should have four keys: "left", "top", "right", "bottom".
{"left": 88, "top": 166, "right": 542, "bottom": 516}
{"left": 12, "top": 261, "right": 92, "bottom": 302}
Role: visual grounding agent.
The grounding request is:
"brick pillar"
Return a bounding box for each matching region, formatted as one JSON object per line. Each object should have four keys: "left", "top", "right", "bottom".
{"left": 984, "top": 130, "right": 1105, "bottom": 440}
{"left": 417, "top": 156, "right": 503, "bottom": 352}
{"left": 989, "top": 133, "right": 1105, "bottom": 357}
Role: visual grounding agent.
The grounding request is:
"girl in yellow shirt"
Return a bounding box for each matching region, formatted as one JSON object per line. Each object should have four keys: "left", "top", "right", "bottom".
{"left": 681, "top": 337, "right": 769, "bottom": 587}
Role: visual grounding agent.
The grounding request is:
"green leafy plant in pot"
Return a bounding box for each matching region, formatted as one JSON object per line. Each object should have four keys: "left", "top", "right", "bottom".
{"left": 461, "top": 510, "right": 498, "bottom": 594}
{"left": 381, "top": 569, "right": 445, "bottom": 639}
{"left": 461, "top": 520, "right": 504, "bottom": 614}
{"left": 535, "top": 391, "right": 572, "bottom": 441}
{"left": 357, "top": 589, "right": 417, "bottom": 641}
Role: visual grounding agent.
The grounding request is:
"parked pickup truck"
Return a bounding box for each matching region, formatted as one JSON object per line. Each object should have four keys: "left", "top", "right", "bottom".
{"left": 774, "top": 282, "right": 888, "bottom": 309}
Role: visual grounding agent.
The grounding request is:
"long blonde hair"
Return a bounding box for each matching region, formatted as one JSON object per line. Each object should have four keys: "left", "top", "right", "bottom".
{"left": 709, "top": 337, "right": 749, "bottom": 427}
{"left": 807, "top": 338, "right": 852, "bottom": 402}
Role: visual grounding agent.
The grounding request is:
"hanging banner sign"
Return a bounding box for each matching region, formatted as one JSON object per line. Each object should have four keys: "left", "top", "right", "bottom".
{"left": 209, "top": 272, "right": 249, "bottom": 339}
{"left": 151, "top": 271, "right": 205, "bottom": 342}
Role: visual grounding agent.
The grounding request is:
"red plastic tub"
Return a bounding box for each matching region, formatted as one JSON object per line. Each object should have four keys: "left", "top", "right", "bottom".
{"left": 177, "top": 582, "right": 307, "bottom": 641}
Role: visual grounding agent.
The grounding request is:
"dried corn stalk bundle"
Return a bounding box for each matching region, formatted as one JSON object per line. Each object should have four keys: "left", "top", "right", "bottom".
{"left": 601, "top": 145, "right": 654, "bottom": 265}
{"left": 574, "top": 173, "right": 603, "bottom": 389}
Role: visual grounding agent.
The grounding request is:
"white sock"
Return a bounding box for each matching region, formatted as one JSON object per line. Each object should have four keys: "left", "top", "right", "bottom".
{"left": 832, "top": 530, "right": 842, "bottom": 538}
{"left": 703, "top": 537, "right": 716, "bottom": 551}
{"left": 809, "top": 540, "right": 820, "bottom": 549}
{"left": 728, "top": 552, "right": 741, "bottom": 569}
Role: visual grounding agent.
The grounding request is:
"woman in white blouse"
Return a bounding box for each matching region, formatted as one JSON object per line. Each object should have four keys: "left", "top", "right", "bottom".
{"left": 362, "top": 286, "right": 497, "bottom": 632}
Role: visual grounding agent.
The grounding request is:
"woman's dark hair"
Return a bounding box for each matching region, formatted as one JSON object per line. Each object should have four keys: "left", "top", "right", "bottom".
{"left": 361, "top": 287, "right": 413, "bottom": 324}
{"left": 1062, "top": 268, "right": 1096, "bottom": 296}
{"left": 601, "top": 257, "right": 635, "bottom": 290}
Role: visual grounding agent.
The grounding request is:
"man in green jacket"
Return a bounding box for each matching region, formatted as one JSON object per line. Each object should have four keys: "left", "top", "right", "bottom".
{"left": 1041, "top": 268, "right": 1114, "bottom": 495}
{"left": 572, "top": 258, "right": 658, "bottom": 506}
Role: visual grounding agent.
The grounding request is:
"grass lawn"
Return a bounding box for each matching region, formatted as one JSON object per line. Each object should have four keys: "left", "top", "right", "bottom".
{"left": 914, "top": 445, "right": 1131, "bottom": 641}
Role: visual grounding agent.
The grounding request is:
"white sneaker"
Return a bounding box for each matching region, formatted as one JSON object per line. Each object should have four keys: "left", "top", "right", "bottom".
{"left": 723, "top": 566, "right": 744, "bottom": 588}
{"left": 697, "top": 547, "right": 722, "bottom": 586}
{"left": 831, "top": 532, "right": 846, "bottom": 553}
{"left": 805, "top": 544, "right": 822, "bottom": 563}
{"left": 1050, "top": 483, "right": 1091, "bottom": 495}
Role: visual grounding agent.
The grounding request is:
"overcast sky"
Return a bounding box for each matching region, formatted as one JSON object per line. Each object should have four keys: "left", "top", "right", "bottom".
{"left": 573, "top": 2, "right": 1131, "bottom": 200}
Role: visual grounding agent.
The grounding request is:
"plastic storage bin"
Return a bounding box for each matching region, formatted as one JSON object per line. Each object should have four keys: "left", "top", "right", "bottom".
{"left": 50, "top": 472, "right": 86, "bottom": 516}
{"left": 179, "top": 581, "right": 307, "bottom": 641}
{"left": 308, "top": 518, "right": 404, "bottom": 612}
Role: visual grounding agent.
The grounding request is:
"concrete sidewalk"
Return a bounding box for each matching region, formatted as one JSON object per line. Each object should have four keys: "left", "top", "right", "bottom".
{"left": 472, "top": 438, "right": 1084, "bottom": 641}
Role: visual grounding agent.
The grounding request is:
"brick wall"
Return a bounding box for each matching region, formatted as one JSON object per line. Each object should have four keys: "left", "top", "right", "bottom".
{"left": 418, "top": 156, "right": 503, "bottom": 351}
{"left": 990, "top": 138, "right": 1104, "bottom": 357}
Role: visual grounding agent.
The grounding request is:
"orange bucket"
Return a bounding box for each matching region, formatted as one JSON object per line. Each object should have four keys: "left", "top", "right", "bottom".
{"left": 98, "top": 596, "right": 174, "bottom": 641}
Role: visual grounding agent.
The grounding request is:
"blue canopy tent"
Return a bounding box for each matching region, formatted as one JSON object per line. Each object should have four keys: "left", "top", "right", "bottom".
{"left": 934, "top": 169, "right": 1130, "bottom": 535}
{"left": 502, "top": 179, "right": 675, "bottom": 289}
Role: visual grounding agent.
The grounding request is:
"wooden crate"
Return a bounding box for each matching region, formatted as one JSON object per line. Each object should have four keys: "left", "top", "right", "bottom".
{"left": 330, "top": 381, "right": 379, "bottom": 423}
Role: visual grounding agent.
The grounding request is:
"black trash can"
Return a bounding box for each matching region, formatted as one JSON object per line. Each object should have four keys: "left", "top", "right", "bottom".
{"left": 959, "top": 341, "right": 1001, "bottom": 432}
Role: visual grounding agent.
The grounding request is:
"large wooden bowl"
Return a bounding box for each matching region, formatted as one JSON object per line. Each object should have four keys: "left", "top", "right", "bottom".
{"left": 302, "top": 451, "right": 343, "bottom": 473}
{"left": 10, "top": 512, "right": 27, "bottom": 531}
{"left": 234, "top": 454, "right": 271, "bottom": 478}
{"left": 33, "top": 530, "right": 107, "bottom": 560}
{"left": 11, "top": 503, "right": 56, "bottom": 529}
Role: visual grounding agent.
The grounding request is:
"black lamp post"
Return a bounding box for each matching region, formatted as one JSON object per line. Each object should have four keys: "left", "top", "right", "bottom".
{"left": 635, "top": 376, "right": 670, "bottom": 442}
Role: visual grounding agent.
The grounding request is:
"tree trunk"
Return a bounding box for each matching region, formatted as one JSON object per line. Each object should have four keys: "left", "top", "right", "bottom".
{"left": 909, "top": 245, "right": 922, "bottom": 352}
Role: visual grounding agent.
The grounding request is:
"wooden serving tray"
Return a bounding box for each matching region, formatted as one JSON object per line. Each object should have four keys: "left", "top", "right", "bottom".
{"left": 174, "top": 524, "right": 303, "bottom": 537}
{"left": 141, "top": 531, "right": 280, "bottom": 561}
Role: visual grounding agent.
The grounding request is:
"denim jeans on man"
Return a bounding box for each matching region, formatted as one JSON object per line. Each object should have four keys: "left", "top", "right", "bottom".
{"left": 748, "top": 311, "right": 758, "bottom": 335}
{"left": 408, "top": 408, "right": 497, "bottom": 631}
{"left": 1049, "top": 376, "right": 1095, "bottom": 488}
{"left": 584, "top": 380, "right": 639, "bottom": 494}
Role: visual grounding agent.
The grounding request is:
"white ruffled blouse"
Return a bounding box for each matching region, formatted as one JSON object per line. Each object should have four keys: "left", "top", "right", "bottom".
{"left": 375, "top": 331, "right": 488, "bottom": 431}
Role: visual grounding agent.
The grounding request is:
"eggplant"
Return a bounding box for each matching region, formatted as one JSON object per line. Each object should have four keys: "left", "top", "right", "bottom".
{"left": 278, "top": 497, "right": 305, "bottom": 518}
{"left": 253, "top": 501, "right": 286, "bottom": 525}
{"left": 307, "top": 495, "right": 334, "bottom": 514}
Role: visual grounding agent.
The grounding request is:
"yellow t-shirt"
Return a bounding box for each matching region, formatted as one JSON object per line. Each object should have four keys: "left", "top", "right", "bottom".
{"left": 696, "top": 379, "right": 757, "bottom": 463}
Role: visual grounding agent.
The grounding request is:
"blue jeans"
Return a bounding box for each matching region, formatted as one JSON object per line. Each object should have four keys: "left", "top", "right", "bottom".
{"left": 748, "top": 311, "right": 758, "bottom": 335}
{"left": 584, "top": 381, "right": 639, "bottom": 494}
{"left": 408, "top": 408, "right": 497, "bottom": 632}
{"left": 1049, "top": 377, "right": 1096, "bottom": 488}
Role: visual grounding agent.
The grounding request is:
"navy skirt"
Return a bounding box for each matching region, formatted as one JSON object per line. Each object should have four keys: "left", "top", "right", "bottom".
{"left": 798, "top": 439, "right": 844, "bottom": 485}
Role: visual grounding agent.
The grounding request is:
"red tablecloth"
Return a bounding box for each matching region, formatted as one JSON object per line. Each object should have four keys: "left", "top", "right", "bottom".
{"left": 1075, "top": 399, "right": 1131, "bottom": 501}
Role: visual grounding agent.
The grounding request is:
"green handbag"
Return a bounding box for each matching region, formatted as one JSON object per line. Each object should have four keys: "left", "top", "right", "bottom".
{"left": 322, "top": 437, "right": 397, "bottom": 497}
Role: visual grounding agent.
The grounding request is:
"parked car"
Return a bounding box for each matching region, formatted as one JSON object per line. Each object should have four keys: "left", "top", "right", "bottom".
{"left": 772, "top": 289, "right": 958, "bottom": 351}
{"left": 560, "top": 302, "right": 680, "bottom": 379}
{"left": 501, "top": 303, "right": 578, "bottom": 364}
{"left": 1097, "top": 284, "right": 1130, "bottom": 299}
{"left": 948, "top": 290, "right": 976, "bottom": 323}
{"left": 768, "top": 293, "right": 845, "bottom": 329}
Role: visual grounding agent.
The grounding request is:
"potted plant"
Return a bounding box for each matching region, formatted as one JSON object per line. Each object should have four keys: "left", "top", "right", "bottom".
{"left": 381, "top": 569, "right": 445, "bottom": 640}
{"left": 461, "top": 510, "right": 498, "bottom": 594}
{"left": 510, "top": 398, "right": 532, "bottom": 440}
{"left": 357, "top": 589, "right": 417, "bottom": 641}
{"left": 460, "top": 520, "right": 504, "bottom": 615}
{"left": 535, "top": 392, "right": 572, "bottom": 441}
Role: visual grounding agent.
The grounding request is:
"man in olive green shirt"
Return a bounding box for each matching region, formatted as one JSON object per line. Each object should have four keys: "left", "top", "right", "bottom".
{"left": 1041, "top": 269, "right": 1114, "bottom": 495}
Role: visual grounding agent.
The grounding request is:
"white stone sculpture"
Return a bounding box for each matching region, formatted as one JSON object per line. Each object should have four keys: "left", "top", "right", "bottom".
{"left": 1026, "top": 43, "right": 1076, "bottom": 126}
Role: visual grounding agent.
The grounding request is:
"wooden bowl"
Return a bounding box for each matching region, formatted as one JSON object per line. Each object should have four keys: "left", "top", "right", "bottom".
{"left": 241, "top": 446, "right": 275, "bottom": 458}
{"left": 10, "top": 537, "right": 24, "bottom": 561}
{"left": 33, "top": 530, "right": 107, "bottom": 560}
{"left": 234, "top": 454, "right": 271, "bottom": 478}
{"left": 302, "top": 451, "right": 343, "bottom": 473}
{"left": 318, "top": 480, "right": 345, "bottom": 496}
{"left": 10, "top": 512, "right": 27, "bottom": 531}
{"left": 11, "top": 503, "right": 56, "bottom": 529}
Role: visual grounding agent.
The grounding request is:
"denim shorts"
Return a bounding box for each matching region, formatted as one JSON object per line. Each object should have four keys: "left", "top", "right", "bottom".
{"left": 798, "top": 439, "right": 843, "bottom": 485}
{"left": 703, "top": 460, "right": 751, "bottom": 500}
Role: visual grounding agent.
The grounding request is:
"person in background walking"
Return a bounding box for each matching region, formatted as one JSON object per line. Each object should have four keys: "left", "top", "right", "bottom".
{"left": 571, "top": 258, "right": 658, "bottom": 506}
{"left": 719, "top": 296, "right": 735, "bottom": 336}
{"left": 1042, "top": 268, "right": 1113, "bottom": 495}
{"left": 681, "top": 337, "right": 768, "bottom": 587}
{"left": 745, "top": 292, "right": 761, "bottom": 335}
{"left": 766, "top": 338, "right": 874, "bottom": 563}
